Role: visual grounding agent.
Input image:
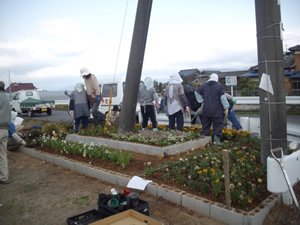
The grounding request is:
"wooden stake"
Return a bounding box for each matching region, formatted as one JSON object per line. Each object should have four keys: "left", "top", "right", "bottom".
{"left": 223, "top": 149, "right": 231, "bottom": 209}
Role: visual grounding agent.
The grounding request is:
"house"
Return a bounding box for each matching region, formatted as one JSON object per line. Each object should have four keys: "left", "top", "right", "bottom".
{"left": 240, "top": 44, "right": 300, "bottom": 94}
{"left": 180, "top": 69, "right": 247, "bottom": 86}
{"left": 179, "top": 69, "right": 201, "bottom": 83}
{"left": 287, "top": 45, "right": 300, "bottom": 92}
{"left": 5, "top": 82, "right": 37, "bottom": 93}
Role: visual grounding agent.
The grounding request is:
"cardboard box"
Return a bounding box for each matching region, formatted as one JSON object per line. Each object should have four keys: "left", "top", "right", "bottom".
{"left": 90, "top": 209, "right": 164, "bottom": 225}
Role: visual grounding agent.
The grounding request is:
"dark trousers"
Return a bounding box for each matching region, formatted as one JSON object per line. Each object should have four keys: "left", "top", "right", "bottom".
{"left": 157, "top": 98, "right": 165, "bottom": 113}
{"left": 92, "top": 101, "right": 106, "bottom": 126}
{"left": 141, "top": 105, "right": 157, "bottom": 129}
{"left": 201, "top": 116, "right": 223, "bottom": 137}
{"left": 168, "top": 110, "right": 184, "bottom": 131}
{"left": 74, "top": 116, "right": 89, "bottom": 133}
{"left": 191, "top": 114, "right": 202, "bottom": 125}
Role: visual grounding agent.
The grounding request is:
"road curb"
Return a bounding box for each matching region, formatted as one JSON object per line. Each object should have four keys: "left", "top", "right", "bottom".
{"left": 19, "top": 146, "right": 280, "bottom": 225}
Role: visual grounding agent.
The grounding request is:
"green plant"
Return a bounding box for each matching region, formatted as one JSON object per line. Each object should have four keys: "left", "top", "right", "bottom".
{"left": 144, "top": 167, "right": 155, "bottom": 176}
{"left": 36, "top": 134, "right": 133, "bottom": 168}
{"left": 143, "top": 131, "right": 267, "bottom": 210}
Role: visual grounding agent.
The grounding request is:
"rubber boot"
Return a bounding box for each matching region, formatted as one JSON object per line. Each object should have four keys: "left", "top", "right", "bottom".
{"left": 152, "top": 128, "right": 158, "bottom": 131}
{"left": 213, "top": 135, "right": 221, "bottom": 145}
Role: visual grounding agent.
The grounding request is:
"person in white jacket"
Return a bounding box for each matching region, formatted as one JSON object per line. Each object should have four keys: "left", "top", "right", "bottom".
{"left": 165, "top": 73, "right": 190, "bottom": 131}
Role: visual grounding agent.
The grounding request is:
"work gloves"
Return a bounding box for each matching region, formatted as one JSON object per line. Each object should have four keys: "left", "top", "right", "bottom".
{"left": 96, "top": 95, "right": 101, "bottom": 103}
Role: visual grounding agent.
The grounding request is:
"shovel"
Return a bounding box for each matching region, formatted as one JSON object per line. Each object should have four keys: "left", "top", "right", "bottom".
{"left": 270, "top": 147, "right": 299, "bottom": 209}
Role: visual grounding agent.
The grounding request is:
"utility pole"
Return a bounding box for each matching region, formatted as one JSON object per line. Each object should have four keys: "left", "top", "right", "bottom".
{"left": 118, "top": 0, "right": 153, "bottom": 133}
{"left": 8, "top": 70, "right": 12, "bottom": 100}
{"left": 255, "top": 0, "right": 287, "bottom": 165}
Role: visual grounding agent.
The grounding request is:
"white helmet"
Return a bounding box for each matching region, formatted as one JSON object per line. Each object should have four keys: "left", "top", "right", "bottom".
{"left": 80, "top": 67, "right": 90, "bottom": 77}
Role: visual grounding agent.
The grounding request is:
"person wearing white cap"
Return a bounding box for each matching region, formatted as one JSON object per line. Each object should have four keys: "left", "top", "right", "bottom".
{"left": 80, "top": 67, "right": 106, "bottom": 127}
{"left": 165, "top": 73, "right": 190, "bottom": 131}
{"left": 195, "top": 73, "right": 229, "bottom": 144}
{"left": 69, "top": 83, "right": 90, "bottom": 133}
{"left": 0, "top": 81, "right": 11, "bottom": 184}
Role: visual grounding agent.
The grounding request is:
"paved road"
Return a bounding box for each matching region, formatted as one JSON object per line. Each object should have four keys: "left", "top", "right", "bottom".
{"left": 21, "top": 109, "right": 299, "bottom": 124}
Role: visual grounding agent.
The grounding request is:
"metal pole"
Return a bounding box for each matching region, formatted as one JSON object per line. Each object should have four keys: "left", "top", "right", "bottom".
{"left": 254, "top": 0, "right": 287, "bottom": 165}
{"left": 118, "top": 0, "right": 153, "bottom": 133}
{"left": 8, "top": 70, "right": 12, "bottom": 100}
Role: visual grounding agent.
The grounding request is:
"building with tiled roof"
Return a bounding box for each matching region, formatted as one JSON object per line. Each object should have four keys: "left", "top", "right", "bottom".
{"left": 5, "top": 82, "right": 37, "bottom": 93}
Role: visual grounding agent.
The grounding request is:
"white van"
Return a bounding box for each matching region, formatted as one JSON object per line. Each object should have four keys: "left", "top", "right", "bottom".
{"left": 98, "top": 77, "right": 143, "bottom": 123}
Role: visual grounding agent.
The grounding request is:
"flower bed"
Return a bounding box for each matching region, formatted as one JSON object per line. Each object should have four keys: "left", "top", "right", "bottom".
{"left": 23, "top": 122, "right": 270, "bottom": 211}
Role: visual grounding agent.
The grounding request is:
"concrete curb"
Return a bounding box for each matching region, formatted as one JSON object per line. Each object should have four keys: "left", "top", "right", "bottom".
{"left": 19, "top": 147, "right": 280, "bottom": 225}
{"left": 66, "top": 134, "right": 211, "bottom": 156}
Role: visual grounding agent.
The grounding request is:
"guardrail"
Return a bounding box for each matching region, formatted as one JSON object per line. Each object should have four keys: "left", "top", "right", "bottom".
{"left": 55, "top": 100, "right": 69, "bottom": 105}
{"left": 235, "top": 96, "right": 300, "bottom": 105}
{"left": 55, "top": 96, "right": 300, "bottom": 106}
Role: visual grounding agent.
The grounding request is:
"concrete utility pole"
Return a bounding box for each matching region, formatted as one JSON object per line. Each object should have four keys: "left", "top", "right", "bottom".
{"left": 118, "top": 0, "right": 153, "bottom": 133}
{"left": 255, "top": 0, "right": 287, "bottom": 165}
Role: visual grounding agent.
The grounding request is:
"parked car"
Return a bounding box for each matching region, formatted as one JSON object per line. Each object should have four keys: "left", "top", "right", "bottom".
{"left": 10, "top": 90, "right": 55, "bottom": 117}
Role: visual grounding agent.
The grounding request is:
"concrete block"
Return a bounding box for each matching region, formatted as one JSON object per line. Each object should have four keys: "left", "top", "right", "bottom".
{"left": 210, "top": 203, "right": 245, "bottom": 225}
{"left": 23, "top": 148, "right": 45, "bottom": 161}
{"left": 66, "top": 134, "right": 211, "bottom": 157}
{"left": 182, "top": 193, "right": 211, "bottom": 217}
{"left": 116, "top": 173, "right": 131, "bottom": 187}
{"left": 156, "top": 184, "right": 185, "bottom": 205}
{"left": 74, "top": 162, "right": 88, "bottom": 175}
{"left": 97, "top": 169, "right": 118, "bottom": 185}
{"left": 43, "top": 153, "right": 55, "bottom": 164}
{"left": 62, "top": 158, "right": 76, "bottom": 171}
{"left": 145, "top": 182, "right": 158, "bottom": 197}
{"left": 245, "top": 194, "right": 280, "bottom": 225}
{"left": 87, "top": 166, "right": 103, "bottom": 180}
{"left": 54, "top": 156, "right": 65, "bottom": 168}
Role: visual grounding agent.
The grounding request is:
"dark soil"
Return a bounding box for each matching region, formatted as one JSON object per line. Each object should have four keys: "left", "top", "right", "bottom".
{"left": 35, "top": 145, "right": 271, "bottom": 212}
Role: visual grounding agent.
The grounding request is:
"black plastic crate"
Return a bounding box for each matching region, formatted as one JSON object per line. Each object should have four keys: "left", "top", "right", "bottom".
{"left": 67, "top": 209, "right": 102, "bottom": 225}
{"left": 97, "top": 195, "right": 149, "bottom": 218}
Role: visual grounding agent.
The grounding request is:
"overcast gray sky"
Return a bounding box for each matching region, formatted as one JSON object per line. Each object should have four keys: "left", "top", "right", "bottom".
{"left": 0, "top": 0, "right": 299, "bottom": 90}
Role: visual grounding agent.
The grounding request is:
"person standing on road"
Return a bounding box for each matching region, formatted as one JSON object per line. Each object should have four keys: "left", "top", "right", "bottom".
{"left": 138, "top": 77, "right": 159, "bottom": 131}
{"left": 80, "top": 67, "right": 106, "bottom": 127}
{"left": 196, "top": 73, "right": 229, "bottom": 144}
{"left": 157, "top": 89, "right": 166, "bottom": 113}
{"left": 69, "top": 83, "right": 90, "bottom": 133}
{"left": 0, "top": 81, "right": 11, "bottom": 184}
{"left": 165, "top": 73, "right": 190, "bottom": 131}
{"left": 225, "top": 93, "right": 243, "bottom": 131}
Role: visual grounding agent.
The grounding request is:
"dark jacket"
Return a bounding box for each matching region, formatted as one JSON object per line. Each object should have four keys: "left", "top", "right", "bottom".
{"left": 197, "top": 81, "right": 225, "bottom": 118}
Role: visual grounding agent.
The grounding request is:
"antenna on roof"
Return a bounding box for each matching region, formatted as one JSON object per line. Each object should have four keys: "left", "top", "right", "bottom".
{"left": 284, "top": 39, "right": 290, "bottom": 52}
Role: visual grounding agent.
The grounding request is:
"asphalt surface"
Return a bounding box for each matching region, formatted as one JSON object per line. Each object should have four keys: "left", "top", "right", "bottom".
{"left": 20, "top": 109, "right": 300, "bottom": 124}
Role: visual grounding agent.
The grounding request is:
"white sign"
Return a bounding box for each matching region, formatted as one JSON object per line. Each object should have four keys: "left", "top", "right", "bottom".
{"left": 225, "top": 76, "right": 237, "bottom": 86}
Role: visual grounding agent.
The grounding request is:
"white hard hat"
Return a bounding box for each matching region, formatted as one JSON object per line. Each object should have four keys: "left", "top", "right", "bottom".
{"left": 80, "top": 67, "right": 90, "bottom": 77}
